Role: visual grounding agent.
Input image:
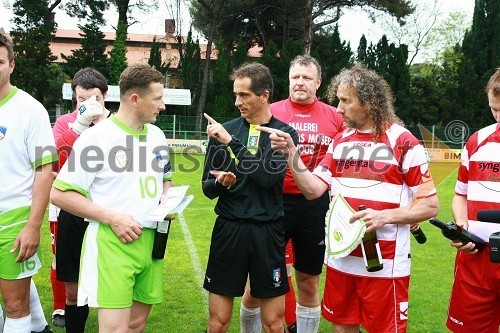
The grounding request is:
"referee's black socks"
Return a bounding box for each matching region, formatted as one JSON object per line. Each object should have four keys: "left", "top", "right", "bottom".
{"left": 65, "top": 304, "right": 89, "bottom": 333}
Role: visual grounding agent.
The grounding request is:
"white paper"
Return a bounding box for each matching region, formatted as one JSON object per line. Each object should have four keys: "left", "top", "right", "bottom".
{"left": 145, "top": 185, "right": 192, "bottom": 222}
{"left": 325, "top": 194, "right": 366, "bottom": 259}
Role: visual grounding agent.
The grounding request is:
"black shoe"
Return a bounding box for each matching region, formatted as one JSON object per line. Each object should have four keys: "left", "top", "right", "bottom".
{"left": 32, "top": 324, "right": 53, "bottom": 333}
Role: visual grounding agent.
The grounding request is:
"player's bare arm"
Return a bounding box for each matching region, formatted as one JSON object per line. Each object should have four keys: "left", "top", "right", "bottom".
{"left": 50, "top": 188, "right": 143, "bottom": 244}
{"left": 256, "top": 126, "right": 328, "bottom": 200}
{"left": 12, "top": 163, "right": 55, "bottom": 262}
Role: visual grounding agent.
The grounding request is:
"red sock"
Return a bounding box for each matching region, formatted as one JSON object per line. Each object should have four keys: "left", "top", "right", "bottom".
{"left": 51, "top": 268, "right": 66, "bottom": 311}
{"left": 284, "top": 274, "right": 296, "bottom": 328}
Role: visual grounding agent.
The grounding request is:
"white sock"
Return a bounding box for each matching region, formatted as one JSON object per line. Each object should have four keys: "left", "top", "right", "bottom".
{"left": 240, "top": 304, "right": 262, "bottom": 333}
{"left": 29, "top": 280, "right": 48, "bottom": 332}
{"left": 296, "top": 304, "right": 321, "bottom": 333}
{"left": 0, "top": 303, "right": 4, "bottom": 332}
{"left": 3, "top": 315, "right": 31, "bottom": 333}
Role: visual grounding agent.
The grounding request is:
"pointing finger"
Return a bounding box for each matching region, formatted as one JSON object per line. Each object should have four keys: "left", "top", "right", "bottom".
{"left": 204, "top": 113, "right": 218, "bottom": 125}
{"left": 255, "top": 126, "right": 287, "bottom": 137}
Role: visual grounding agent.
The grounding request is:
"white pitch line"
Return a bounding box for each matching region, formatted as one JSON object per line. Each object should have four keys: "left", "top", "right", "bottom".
{"left": 178, "top": 212, "right": 209, "bottom": 310}
{"left": 436, "top": 166, "right": 459, "bottom": 188}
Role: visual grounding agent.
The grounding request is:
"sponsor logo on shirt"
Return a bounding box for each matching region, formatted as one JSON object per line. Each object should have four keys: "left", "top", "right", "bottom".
{"left": 322, "top": 304, "right": 334, "bottom": 315}
{"left": 479, "top": 162, "right": 500, "bottom": 172}
{"left": 0, "top": 126, "right": 7, "bottom": 140}
{"left": 114, "top": 149, "right": 131, "bottom": 169}
{"left": 449, "top": 316, "right": 463, "bottom": 326}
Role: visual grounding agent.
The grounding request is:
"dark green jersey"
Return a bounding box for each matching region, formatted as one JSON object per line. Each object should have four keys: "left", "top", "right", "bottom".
{"left": 202, "top": 116, "right": 299, "bottom": 222}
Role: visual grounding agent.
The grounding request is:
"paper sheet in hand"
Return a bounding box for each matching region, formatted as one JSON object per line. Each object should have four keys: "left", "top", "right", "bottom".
{"left": 325, "top": 194, "right": 366, "bottom": 258}
{"left": 146, "top": 185, "right": 192, "bottom": 222}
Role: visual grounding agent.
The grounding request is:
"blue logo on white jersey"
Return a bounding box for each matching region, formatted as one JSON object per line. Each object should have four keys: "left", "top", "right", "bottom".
{"left": 0, "top": 126, "right": 7, "bottom": 140}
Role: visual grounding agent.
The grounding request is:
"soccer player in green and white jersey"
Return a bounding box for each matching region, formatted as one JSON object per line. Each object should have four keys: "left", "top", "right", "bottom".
{"left": 51, "top": 63, "right": 173, "bottom": 333}
{"left": 0, "top": 34, "right": 58, "bottom": 333}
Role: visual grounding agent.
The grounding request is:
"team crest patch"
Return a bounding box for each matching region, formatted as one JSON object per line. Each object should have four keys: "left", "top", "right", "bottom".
{"left": 248, "top": 135, "right": 259, "bottom": 147}
{"left": 272, "top": 268, "right": 282, "bottom": 287}
{"left": 155, "top": 152, "right": 164, "bottom": 169}
{"left": 0, "top": 126, "right": 7, "bottom": 140}
{"left": 114, "top": 149, "right": 132, "bottom": 170}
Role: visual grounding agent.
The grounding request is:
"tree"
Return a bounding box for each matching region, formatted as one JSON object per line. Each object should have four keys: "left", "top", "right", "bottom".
{"left": 376, "top": 0, "right": 471, "bottom": 65}
{"left": 458, "top": 0, "right": 500, "bottom": 127}
{"left": 61, "top": 2, "right": 109, "bottom": 78}
{"left": 180, "top": 29, "right": 202, "bottom": 116}
{"left": 205, "top": 40, "right": 234, "bottom": 117}
{"left": 107, "top": 21, "right": 128, "bottom": 84}
{"left": 190, "top": 0, "right": 414, "bottom": 56}
{"left": 10, "top": 0, "right": 59, "bottom": 103}
{"left": 191, "top": 0, "right": 228, "bottom": 134}
{"left": 148, "top": 37, "right": 169, "bottom": 75}
{"left": 357, "top": 35, "right": 410, "bottom": 123}
{"left": 312, "top": 25, "right": 353, "bottom": 99}
{"left": 302, "top": 0, "right": 414, "bottom": 54}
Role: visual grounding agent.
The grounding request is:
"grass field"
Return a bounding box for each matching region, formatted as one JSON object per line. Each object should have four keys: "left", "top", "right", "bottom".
{"left": 29, "top": 156, "right": 460, "bottom": 332}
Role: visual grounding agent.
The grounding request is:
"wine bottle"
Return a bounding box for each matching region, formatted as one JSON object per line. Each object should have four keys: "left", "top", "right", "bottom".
{"left": 152, "top": 219, "right": 171, "bottom": 259}
{"left": 429, "top": 217, "right": 485, "bottom": 251}
{"left": 359, "top": 205, "right": 383, "bottom": 272}
{"left": 411, "top": 227, "right": 427, "bottom": 244}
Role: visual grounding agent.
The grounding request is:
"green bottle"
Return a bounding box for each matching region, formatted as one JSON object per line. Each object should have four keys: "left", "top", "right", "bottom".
{"left": 359, "top": 205, "right": 383, "bottom": 272}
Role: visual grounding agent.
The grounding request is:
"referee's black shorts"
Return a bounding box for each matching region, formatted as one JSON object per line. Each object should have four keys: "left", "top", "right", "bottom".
{"left": 284, "top": 192, "right": 329, "bottom": 275}
{"left": 204, "top": 216, "right": 289, "bottom": 299}
{"left": 56, "top": 209, "right": 88, "bottom": 282}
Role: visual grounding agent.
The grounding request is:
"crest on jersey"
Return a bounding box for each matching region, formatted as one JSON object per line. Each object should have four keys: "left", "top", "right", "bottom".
{"left": 155, "top": 151, "right": 165, "bottom": 169}
{"left": 248, "top": 135, "right": 259, "bottom": 147}
{"left": 0, "top": 126, "right": 7, "bottom": 140}
{"left": 114, "top": 149, "right": 132, "bottom": 170}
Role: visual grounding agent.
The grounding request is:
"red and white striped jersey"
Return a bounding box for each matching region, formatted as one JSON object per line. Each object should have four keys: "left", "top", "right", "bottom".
{"left": 455, "top": 123, "right": 500, "bottom": 241}
{"left": 272, "top": 98, "right": 344, "bottom": 194}
{"left": 313, "top": 124, "right": 436, "bottom": 278}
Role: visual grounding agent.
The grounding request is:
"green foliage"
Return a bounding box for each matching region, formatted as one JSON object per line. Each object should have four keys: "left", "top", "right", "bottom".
{"left": 457, "top": 0, "right": 500, "bottom": 127}
{"left": 148, "top": 37, "right": 169, "bottom": 75}
{"left": 180, "top": 29, "right": 202, "bottom": 116}
{"left": 312, "top": 25, "right": 354, "bottom": 99}
{"left": 205, "top": 40, "right": 235, "bottom": 117}
{"left": 259, "top": 39, "right": 302, "bottom": 102}
{"left": 355, "top": 35, "right": 411, "bottom": 123}
{"left": 61, "top": 6, "right": 109, "bottom": 78}
{"left": 231, "top": 38, "right": 249, "bottom": 69}
{"left": 43, "top": 63, "right": 67, "bottom": 108}
{"left": 107, "top": 21, "right": 128, "bottom": 84}
{"left": 10, "top": 0, "right": 57, "bottom": 103}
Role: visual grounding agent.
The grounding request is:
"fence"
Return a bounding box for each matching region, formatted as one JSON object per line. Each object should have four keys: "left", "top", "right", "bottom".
{"left": 48, "top": 110, "right": 476, "bottom": 150}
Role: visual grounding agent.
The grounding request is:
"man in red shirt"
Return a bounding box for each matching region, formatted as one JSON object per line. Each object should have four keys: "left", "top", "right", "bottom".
{"left": 51, "top": 67, "right": 109, "bottom": 333}
{"left": 446, "top": 68, "right": 500, "bottom": 333}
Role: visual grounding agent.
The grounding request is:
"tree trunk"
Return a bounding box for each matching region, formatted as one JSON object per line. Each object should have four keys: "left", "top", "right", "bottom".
{"left": 116, "top": 0, "right": 130, "bottom": 23}
{"left": 255, "top": 10, "right": 268, "bottom": 51}
{"left": 303, "top": 0, "right": 314, "bottom": 54}
{"left": 282, "top": 5, "right": 290, "bottom": 49}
